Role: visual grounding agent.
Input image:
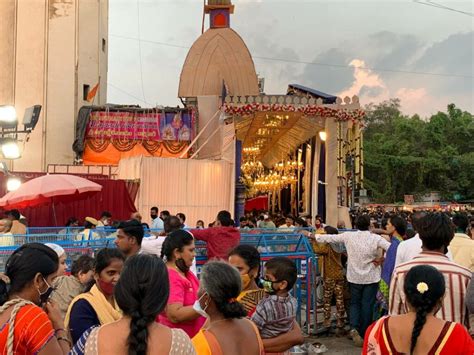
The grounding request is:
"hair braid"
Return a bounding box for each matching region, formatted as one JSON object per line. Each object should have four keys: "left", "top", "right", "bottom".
{"left": 127, "top": 309, "right": 154, "bottom": 355}
{"left": 0, "top": 298, "right": 35, "bottom": 355}
{"left": 410, "top": 302, "right": 430, "bottom": 354}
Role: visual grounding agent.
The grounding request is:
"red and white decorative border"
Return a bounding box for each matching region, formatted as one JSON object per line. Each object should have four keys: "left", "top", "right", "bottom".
{"left": 222, "top": 103, "right": 365, "bottom": 122}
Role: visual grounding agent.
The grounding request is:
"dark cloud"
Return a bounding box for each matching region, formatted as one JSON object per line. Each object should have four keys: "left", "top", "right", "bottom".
{"left": 247, "top": 35, "right": 302, "bottom": 94}
{"left": 297, "top": 48, "right": 354, "bottom": 95}
{"left": 367, "top": 31, "right": 421, "bottom": 71}
{"left": 294, "top": 30, "right": 472, "bottom": 108}
{"left": 413, "top": 31, "right": 473, "bottom": 94}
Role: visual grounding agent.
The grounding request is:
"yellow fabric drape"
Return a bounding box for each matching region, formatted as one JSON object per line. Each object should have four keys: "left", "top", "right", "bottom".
{"left": 64, "top": 284, "right": 122, "bottom": 329}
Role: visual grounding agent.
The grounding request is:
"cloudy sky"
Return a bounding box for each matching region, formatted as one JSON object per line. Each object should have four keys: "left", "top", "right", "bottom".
{"left": 107, "top": 0, "right": 473, "bottom": 117}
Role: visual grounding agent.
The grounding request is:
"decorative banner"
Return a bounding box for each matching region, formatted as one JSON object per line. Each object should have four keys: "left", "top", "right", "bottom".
{"left": 82, "top": 109, "right": 195, "bottom": 165}
{"left": 86, "top": 110, "right": 194, "bottom": 142}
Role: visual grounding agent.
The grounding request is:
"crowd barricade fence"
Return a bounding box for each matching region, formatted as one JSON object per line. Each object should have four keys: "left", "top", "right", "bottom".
{"left": 0, "top": 227, "right": 329, "bottom": 334}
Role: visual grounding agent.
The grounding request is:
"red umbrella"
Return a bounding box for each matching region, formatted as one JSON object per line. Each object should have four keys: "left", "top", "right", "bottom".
{"left": 0, "top": 174, "right": 102, "bottom": 225}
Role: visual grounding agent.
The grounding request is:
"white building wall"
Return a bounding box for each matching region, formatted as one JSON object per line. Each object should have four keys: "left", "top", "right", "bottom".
{"left": 0, "top": 0, "right": 108, "bottom": 172}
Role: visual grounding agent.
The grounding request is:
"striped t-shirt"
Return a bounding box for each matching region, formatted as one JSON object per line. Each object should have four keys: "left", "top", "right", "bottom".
{"left": 250, "top": 294, "right": 297, "bottom": 338}
{"left": 389, "top": 251, "right": 472, "bottom": 326}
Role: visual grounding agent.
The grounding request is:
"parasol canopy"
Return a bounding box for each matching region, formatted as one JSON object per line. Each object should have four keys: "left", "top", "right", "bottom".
{"left": 0, "top": 174, "right": 102, "bottom": 209}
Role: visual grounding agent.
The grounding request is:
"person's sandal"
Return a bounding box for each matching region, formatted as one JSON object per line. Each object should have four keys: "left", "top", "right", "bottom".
{"left": 349, "top": 329, "right": 364, "bottom": 347}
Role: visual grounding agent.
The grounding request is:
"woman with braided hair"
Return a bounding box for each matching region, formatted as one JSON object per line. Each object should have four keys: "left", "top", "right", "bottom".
{"left": 0, "top": 243, "right": 71, "bottom": 354}
{"left": 363, "top": 265, "right": 473, "bottom": 354}
{"left": 71, "top": 254, "right": 194, "bottom": 355}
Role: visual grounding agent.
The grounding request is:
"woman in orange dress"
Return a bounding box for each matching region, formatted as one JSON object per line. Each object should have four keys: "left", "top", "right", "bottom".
{"left": 192, "top": 261, "right": 264, "bottom": 355}
{"left": 0, "top": 243, "right": 71, "bottom": 354}
{"left": 363, "top": 265, "right": 474, "bottom": 354}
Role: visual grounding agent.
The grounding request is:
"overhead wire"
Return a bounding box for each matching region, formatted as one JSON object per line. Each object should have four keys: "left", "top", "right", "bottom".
{"left": 109, "top": 34, "right": 473, "bottom": 79}
{"left": 413, "top": 0, "right": 474, "bottom": 17}
{"left": 107, "top": 82, "right": 153, "bottom": 106}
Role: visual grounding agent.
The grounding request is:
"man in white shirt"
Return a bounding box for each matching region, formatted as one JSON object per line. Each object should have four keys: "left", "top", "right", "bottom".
{"left": 278, "top": 215, "right": 296, "bottom": 231}
{"left": 315, "top": 214, "right": 391, "bottom": 346}
{"left": 150, "top": 206, "right": 164, "bottom": 231}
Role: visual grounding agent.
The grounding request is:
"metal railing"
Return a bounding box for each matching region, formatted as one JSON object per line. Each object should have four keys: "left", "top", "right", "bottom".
{"left": 0, "top": 227, "right": 323, "bottom": 333}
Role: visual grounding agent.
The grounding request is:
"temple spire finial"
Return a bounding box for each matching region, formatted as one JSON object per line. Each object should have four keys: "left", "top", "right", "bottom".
{"left": 205, "top": 0, "right": 234, "bottom": 29}
{"left": 208, "top": 0, "right": 232, "bottom": 4}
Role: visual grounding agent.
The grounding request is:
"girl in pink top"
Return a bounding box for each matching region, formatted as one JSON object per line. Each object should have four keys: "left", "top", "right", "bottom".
{"left": 158, "top": 230, "right": 205, "bottom": 337}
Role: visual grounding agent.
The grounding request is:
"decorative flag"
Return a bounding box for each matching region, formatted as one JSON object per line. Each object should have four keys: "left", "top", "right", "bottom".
{"left": 87, "top": 82, "right": 100, "bottom": 102}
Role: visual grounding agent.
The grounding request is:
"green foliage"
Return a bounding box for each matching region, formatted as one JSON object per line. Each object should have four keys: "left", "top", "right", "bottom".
{"left": 363, "top": 100, "right": 474, "bottom": 203}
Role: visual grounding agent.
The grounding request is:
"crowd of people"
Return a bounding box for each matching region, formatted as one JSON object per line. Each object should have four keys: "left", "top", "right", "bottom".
{"left": 0, "top": 206, "right": 472, "bottom": 354}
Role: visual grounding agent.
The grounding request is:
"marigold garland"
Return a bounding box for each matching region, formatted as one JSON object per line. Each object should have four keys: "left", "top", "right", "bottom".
{"left": 222, "top": 103, "right": 365, "bottom": 122}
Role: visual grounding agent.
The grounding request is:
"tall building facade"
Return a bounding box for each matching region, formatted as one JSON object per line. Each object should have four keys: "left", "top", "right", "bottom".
{"left": 0, "top": 0, "right": 108, "bottom": 172}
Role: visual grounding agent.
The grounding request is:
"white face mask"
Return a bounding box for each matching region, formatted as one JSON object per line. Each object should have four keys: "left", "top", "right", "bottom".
{"left": 193, "top": 292, "right": 209, "bottom": 318}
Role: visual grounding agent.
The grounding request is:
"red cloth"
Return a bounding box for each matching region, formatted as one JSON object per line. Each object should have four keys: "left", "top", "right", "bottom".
{"left": 245, "top": 195, "right": 268, "bottom": 212}
{"left": 362, "top": 316, "right": 474, "bottom": 354}
{"left": 191, "top": 227, "right": 241, "bottom": 260}
{"left": 0, "top": 174, "right": 136, "bottom": 227}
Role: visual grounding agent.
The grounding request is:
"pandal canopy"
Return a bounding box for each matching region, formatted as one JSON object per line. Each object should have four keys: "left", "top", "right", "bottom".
{"left": 223, "top": 94, "right": 364, "bottom": 168}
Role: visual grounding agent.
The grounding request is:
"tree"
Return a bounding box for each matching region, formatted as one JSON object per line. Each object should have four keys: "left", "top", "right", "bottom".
{"left": 363, "top": 101, "right": 474, "bottom": 203}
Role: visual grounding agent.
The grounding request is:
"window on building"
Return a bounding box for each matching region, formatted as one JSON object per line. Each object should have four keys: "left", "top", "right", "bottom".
{"left": 83, "top": 84, "right": 90, "bottom": 101}
{"left": 102, "top": 38, "right": 106, "bottom": 52}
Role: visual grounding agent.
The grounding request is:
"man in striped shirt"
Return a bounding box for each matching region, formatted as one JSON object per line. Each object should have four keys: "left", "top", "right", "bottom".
{"left": 389, "top": 212, "right": 472, "bottom": 326}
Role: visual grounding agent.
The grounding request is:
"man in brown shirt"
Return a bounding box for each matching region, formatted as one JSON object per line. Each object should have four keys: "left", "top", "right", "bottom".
{"left": 312, "top": 226, "right": 346, "bottom": 331}
{"left": 7, "top": 209, "right": 26, "bottom": 235}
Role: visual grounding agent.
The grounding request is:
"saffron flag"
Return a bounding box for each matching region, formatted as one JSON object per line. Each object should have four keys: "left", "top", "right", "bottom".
{"left": 87, "top": 83, "right": 100, "bottom": 102}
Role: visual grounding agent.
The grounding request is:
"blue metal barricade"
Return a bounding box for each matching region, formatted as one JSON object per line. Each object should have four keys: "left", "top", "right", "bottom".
{"left": 0, "top": 227, "right": 320, "bottom": 333}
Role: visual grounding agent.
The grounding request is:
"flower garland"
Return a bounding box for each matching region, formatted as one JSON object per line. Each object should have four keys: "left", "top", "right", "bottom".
{"left": 222, "top": 103, "right": 365, "bottom": 122}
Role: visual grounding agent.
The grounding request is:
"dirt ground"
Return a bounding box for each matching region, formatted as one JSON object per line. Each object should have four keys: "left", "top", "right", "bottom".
{"left": 306, "top": 335, "right": 361, "bottom": 354}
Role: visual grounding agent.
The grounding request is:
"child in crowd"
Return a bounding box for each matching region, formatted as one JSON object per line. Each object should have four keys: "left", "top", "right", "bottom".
{"left": 251, "top": 257, "right": 298, "bottom": 339}
{"left": 51, "top": 254, "right": 95, "bottom": 319}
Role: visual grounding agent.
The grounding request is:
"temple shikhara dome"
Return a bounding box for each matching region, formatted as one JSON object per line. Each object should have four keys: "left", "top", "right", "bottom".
{"left": 178, "top": 0, "right": 259, "bottom": 98}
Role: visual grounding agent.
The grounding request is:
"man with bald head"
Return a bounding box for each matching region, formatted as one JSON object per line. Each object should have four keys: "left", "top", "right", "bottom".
{"left": 0, "top": 219, "right": 14, "bottom": 246}
{"left": 131, "top": 212, "right": 142, "bottom": 223}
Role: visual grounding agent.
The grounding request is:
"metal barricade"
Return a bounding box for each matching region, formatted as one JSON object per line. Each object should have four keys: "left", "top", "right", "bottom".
{"left": 195, "top": 230, "right": 318, "bottom": 334}
{"left": 0, "top": 227, "right": 321, "bottom": 334}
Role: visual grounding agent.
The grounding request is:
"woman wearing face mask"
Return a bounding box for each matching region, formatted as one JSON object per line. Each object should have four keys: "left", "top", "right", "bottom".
{"left": 71, "top": 254, "right": 196, "bottom": 355}
{"left": 228, "top": 245, "right": 304, "bottom": 353}
{"left": 0, "top": 243, "right": 71, "bottom": 354}
{"left": 228, "top": 245, "right": 265, "bottom": 317}
{"left": 65, "top": 248, "right": 125, "bottom": 344}
{"left": 159, "top": 230, "right": 205, "bottom": 338}
{"left": 192, "top": 261, "right": 264, "bottom": 354}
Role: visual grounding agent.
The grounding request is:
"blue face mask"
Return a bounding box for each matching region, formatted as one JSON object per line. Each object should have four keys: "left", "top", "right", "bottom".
{"left": 193, "top": 292, "right": 209, "bottom": 318}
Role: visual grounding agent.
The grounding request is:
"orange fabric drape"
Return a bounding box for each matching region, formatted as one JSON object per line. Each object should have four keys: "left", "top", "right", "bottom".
{"left": 83, "top": 141, "right": 189, "bottom": 165}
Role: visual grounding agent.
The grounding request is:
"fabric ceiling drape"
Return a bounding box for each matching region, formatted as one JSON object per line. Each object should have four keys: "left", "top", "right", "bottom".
{"left": 118, "top": 157, "right": 234, "bottom": 227}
